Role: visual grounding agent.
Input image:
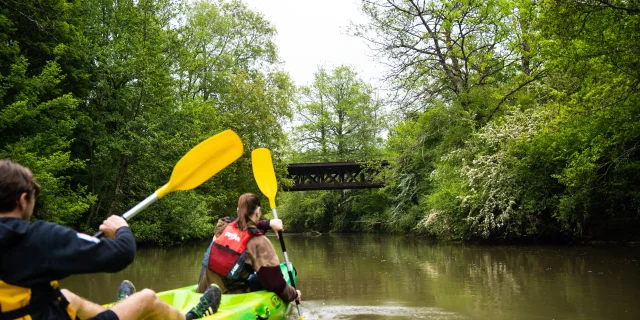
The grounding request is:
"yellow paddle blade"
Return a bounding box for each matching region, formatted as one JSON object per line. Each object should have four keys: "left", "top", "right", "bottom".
{"left": 156, "top": 130, "right": 244, "bottom": 198}
{"left": 251, "top": 148, "right": 278, "bottom": 209}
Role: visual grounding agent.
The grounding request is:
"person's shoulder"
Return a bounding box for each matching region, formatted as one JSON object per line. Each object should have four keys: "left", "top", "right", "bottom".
{"left": 216, "top": 217, "right": 234, "bottom": 226}
{"left": 31, "top": 220, "right": 76, "bottom": 238}
{"left": 214, "top": 217, "right": 233, "bottom": 236}
{"left": 246, "top": 235, "right": 278, "bottom": 265}
{"left": 30, "top": 220, "right": 63, "bottom": 231}
{"left": 247, "top": 234, "right": 270, "bottom": 248}
{"left": 17, "top": 221, "right": 74, "bottom": 248}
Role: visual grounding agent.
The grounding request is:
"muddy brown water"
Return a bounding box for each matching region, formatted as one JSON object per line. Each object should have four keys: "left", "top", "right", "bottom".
{"left": 62, "top": 234, "right": 640, "bottom": 319}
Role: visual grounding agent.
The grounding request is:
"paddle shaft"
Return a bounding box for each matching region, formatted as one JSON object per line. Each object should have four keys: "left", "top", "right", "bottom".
{"left": 271, "top": 208, "right": 302, "bottom": 315}
{"left": 93, "top": 193, "right": 159, "bottom": 238}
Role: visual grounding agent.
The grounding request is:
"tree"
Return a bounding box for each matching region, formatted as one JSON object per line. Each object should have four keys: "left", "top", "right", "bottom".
{"left": 293, "top": 66, "right": 385, "bottom": 162}
{"left": 533, "top": 0, "right": 640, "bottom": 238}
{"left": 2, "top": 0, "right": 291, "bottom": 243}
{"left": 280, "top": 66, "right": 389, "bottom": 233}
{"left": 0, "top": 0, "right": 94, "bottom": 224}
{"left": 69, "top": 0, "right": 180, "bottom": 232}
{"left": 354, "top": 0, "right": 552, "bottom": 238}
{"left": 356, "top": 0, "right": 542, "bottom": 118}
{"left": 375, "top": 0, "right": 640, "bottom": 240}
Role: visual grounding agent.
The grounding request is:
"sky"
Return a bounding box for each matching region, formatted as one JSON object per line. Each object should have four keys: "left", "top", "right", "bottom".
{"left": 241, "top": 0, "right": 386, "bottom": 87}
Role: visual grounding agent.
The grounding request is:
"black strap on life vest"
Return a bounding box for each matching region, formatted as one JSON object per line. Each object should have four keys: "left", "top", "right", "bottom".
{"left": 217, "top": 227, "right": 264, "bottom": 292}
{"left": 221, "top": 264, "right": 254, "bottom": 292}
{"left": 0, "top": 285, "right": 69, "bottom": 320}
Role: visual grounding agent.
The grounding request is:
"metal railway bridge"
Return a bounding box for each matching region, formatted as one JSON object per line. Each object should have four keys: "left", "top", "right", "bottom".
{"left": 284, "top": 161, "right": 388, "bottom": 191}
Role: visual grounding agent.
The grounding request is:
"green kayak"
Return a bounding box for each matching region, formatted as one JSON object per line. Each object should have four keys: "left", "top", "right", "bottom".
{"left": 111, "top": 263, "right": 295, "bottom": 320}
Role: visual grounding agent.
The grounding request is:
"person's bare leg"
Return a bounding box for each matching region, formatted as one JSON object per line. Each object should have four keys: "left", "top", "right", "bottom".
{"left": 109, "top": 289, "right": 186, "bottom": 320}
{"left": 60, "top": 289, "right": 107, "bottom": 320}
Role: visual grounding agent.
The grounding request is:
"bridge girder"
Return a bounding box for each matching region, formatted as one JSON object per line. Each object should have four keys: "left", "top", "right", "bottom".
{"left": 285, "top": 161, "right": 388, "bottom": 191}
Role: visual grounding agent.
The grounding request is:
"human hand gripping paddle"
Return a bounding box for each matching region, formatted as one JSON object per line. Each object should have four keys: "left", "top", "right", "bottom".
{"left": 94, "top": 130, "right": 244, "bottom": 238}
{"left": 251, "top": 148, "right": 304, "bottom": 320}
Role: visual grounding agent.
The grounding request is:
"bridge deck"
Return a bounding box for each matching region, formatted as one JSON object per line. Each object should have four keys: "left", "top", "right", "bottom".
{"left": 285, "top": 161, "right": 387, "bottom": 191}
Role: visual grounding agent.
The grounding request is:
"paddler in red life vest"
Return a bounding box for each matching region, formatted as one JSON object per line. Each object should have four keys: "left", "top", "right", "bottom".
{"left": 196, "top": 193, "right": 301, "bottom": 305}
{"left": 0, "top": 160, "right": 220, "bottom": 320}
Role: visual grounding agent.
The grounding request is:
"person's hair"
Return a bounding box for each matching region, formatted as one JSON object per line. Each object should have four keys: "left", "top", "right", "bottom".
{"left": 0, "top": 160, "right": 41, "bottom": 213}
{"left": 236, "top": 193, "right": 261, "bottom": 231}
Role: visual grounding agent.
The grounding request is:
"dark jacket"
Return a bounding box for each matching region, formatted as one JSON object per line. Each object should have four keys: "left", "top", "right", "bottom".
{"left": 0, "top": 217, "right": 135, "bottom": 319}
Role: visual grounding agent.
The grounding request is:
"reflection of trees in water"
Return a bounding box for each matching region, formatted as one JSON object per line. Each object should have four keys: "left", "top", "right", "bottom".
{"left": 415, "top": 245, "right": 639, "bottom": 320}
{"left": 290, "top": 235, "right": 638, "bottom": 320}
{"left": 291, "top": 234, "right": 438, "bottom": 304}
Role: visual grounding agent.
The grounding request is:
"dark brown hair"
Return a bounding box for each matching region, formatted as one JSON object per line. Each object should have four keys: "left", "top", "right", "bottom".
{"left": 236, "top": 193, "right": 261, "bottom": 231}
{"left": 0, "top": 160, "right": 41, "bottom": 213}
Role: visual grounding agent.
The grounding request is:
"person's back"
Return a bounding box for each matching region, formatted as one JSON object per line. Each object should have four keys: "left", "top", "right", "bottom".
{"left": 0, "top": 160, "right": 135, "bottom": 319}
{"left": 0, "top": 218, "right": 135, "bottom": 319}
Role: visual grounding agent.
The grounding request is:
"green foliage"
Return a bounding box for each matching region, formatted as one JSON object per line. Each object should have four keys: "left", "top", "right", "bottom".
{"left": 0, "top": 0, "right": 95, "bottom": 224}
{"left": 291, "top": 66, "right": 386, "bottom": 162}
{"left": 2, "top": 0, "right": 292, "bottom": 244}
{"left": 5, "top": 0, "right": 640, "bottom": 243}
{"left": 279, "top": 189, "right": 392, "bottom": 234}
{"left": 279, "top": 191, "right": 330, "bottom": 232}
{"left": 278, "top": 66, "right": 388, "bottom": 233}
{"left": 129, "top": 191, "right": 214, "bottom": 245}
{"left": 355, "top": 0, "right": 640, "bottom": 241}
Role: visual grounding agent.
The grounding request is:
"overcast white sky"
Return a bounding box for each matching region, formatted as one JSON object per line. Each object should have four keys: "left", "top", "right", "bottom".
{"left": 241, "top": 0, "right": 385, "bottom": 87}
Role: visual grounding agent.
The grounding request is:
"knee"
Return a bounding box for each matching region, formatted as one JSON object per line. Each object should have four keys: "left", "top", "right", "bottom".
{"left": 138, "top": 289, "right": 159, "bottom": 305}
{"left": 60, "top": 289, "right": 77, "bottom": 302}
{"left": 60, "top": 289, "right": 82, "bottom": 313}
{"left": 140, "top": 288, "right": 157, "bottom": 298}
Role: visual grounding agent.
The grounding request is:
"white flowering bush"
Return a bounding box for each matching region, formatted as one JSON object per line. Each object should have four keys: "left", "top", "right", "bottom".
{"left": 427, "top": 107, "right": 550, "bottom": 238}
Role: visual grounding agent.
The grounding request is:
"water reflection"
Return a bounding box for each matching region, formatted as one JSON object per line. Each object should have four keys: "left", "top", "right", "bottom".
{"left": 62, "top": 234, "right": 640, "bottom": 320}
{"left": 299, "top": 304, "right": 467, "bottom": 320}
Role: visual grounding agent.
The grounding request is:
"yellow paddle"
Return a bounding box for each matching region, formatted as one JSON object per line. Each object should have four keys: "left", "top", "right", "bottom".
{"left": 94, "top": 129, "right": 244, "bottom": 237}
{"left": 251, "top": 148, "right": 304, "bottom": 320}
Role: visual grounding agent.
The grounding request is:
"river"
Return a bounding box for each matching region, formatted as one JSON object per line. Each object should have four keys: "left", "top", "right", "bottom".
{"left": 62, "top": 234, "right": 640, "bottom": 319}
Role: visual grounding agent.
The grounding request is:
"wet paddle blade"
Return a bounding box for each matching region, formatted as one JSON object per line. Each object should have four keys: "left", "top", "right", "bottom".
{"left": 251, "top": 148, "right": 278, "bottom": 208}
{"left": 157, "top": 130, "right": 244, "bottom": 198}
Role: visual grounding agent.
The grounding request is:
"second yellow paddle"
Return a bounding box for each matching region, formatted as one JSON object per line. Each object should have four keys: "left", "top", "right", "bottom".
{"left": 251, "top": 148, "right": 304, "bottom": 320}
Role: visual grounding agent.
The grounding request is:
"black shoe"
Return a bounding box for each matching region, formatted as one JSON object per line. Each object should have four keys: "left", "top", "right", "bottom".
{"left": 116, "top": 280, "right": 136, "bottom": 302}
{"left": 186, "top": 284, "right": 221, "bottom": 319}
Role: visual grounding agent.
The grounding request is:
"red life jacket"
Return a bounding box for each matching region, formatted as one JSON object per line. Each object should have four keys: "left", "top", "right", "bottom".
{"left": 208, "top": 221, "right": 263, "bottom": 280}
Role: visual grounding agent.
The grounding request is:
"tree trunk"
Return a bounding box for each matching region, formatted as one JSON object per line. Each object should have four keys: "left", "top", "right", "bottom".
{"left": 107, "top": 156, "right": 128, "bottom": 217}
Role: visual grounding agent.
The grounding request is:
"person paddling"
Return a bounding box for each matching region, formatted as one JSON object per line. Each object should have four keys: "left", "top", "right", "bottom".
{"left": 196, "top": 193, "right": 301, "bottom": 308}
{"left": 0, "top": 160, "right": 219, "bottom": 320}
